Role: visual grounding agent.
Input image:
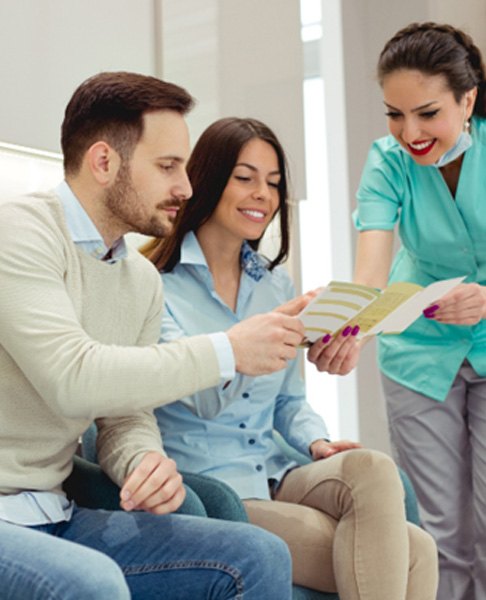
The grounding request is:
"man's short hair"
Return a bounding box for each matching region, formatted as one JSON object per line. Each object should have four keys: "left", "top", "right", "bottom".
{"left": 61, "top": 71, "right": 194, "bottom": 175}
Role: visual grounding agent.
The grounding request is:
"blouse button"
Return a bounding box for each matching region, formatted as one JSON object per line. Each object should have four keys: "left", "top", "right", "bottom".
{"left": 242, "top": 392, "right": 250, "bottom": 399}
{"left": 256, "top": 465, "right": 263, "bottom": 472}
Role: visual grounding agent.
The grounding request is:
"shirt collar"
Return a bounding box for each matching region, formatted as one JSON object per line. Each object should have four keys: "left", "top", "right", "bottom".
{"left": 179, "top": 230, "right": 207, "bottom": 266}
{"left": 180, "top": 231, "right": 267, "bottom": 281}
{"left": 56, "top": 180, "right": 127, "bottom": 262}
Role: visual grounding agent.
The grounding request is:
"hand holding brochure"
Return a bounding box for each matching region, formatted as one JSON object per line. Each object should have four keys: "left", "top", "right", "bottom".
{"left": 299, "top": 276, "right": 465, "bottom": 343}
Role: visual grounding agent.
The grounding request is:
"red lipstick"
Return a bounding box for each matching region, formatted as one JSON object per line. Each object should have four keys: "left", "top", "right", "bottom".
{"left": 407, "top": 139, "right": 436, "bottom": 156}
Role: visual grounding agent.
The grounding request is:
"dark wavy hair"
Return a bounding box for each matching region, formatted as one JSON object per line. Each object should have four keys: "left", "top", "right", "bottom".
{"left": 142, "top": 117, "right": 291, "bottom": 272}
{"left": 378, "top": 22, "right": 486, "bottom": 116}
{"left": 61, "top": 71, "right": 194, "bottom": 175}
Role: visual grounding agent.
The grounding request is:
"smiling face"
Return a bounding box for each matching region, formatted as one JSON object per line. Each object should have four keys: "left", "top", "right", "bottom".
{"left": 104, "top": 110, "right": 192, "bottom": 239}
{"left": 203, "top": 138, "right": 281, "bottom": 244}
{"left": 382, "top": 69, "right": 476, "bottom": 166}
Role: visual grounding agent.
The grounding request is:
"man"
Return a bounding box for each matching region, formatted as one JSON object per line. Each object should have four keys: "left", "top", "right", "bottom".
{"left": 0, "top": 72, "right": 303, "bottom": 598}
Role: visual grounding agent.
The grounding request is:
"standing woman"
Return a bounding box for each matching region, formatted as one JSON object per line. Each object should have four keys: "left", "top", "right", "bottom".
{"left": 353, "top": 22, "right": 486, "bottom": 600}
{"left": 143, "top": 117, "right": 438, "bottom": 600}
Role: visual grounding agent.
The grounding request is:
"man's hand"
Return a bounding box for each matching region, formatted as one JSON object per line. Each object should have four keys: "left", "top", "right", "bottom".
{"left": 310, "top": 438, "right": 362, "bottom": 461}
{"left": 424, "top": 283, "right": 486, "bottom": 325}
{"left": 227, "top": 312, "right": 305, "bottom": 376}
{"left": 120, "top": 452, "right": 185, "bottom": 515}
{"left": 307, "top": 330, "right": 361, "bottom": 375}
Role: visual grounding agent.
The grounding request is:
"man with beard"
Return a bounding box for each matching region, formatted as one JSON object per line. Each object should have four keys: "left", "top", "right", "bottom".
{"left": 0, "top": 72, "right": 301, "bottom": 599}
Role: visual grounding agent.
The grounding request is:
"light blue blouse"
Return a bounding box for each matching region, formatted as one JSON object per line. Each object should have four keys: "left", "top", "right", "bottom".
{"left": 157, "top": 231, "right": 329, "bottom": 499}
{"left": 354, "top": 116, "right": 486, "bottom": 401}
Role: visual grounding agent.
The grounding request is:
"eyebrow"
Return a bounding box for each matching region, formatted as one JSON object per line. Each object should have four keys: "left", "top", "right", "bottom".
{"left": 235, "top": 162, "right": 280, "bottom": 175}
{"left": 383, "top": 101, "right": 439, "bottom": 113}
{"left": 155, "top": 155, "right": 185, "bottom": 163}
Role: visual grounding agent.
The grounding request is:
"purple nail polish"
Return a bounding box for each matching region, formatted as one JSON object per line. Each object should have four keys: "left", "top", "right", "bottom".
{"left": 342, "top": 326, "right": 352, "bottom": 337}
{"left": 322, "top": 334, "right": 331, "bottom": 344}
{"left": 351, "top": 325, "right": 360, "bottom": 336}
{"left": 423, "top": 305, "right": 439, "bottom": 318}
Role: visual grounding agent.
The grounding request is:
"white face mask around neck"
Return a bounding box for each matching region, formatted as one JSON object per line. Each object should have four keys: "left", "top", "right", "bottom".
{"left": 432, "top": 129, "right": 473, "bottom": 168}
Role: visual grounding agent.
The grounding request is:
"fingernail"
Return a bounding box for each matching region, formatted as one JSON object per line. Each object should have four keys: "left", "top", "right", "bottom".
{"left": 342, "top": 326, "right": 352, "bottom": 337}
{"left": 121, "top": 490, "right": 131, "bottom": 501}
{"left": 351, "top": 325, "right": 360, "bottom": 336}
{"left": 423, "top": 304, "right": 439, "bottom": 314}
{"left": 423, "top": 305, "right": 439, "bottom": 318}
{"left": 322, "top": 334, "right": 331, "bottom": 344}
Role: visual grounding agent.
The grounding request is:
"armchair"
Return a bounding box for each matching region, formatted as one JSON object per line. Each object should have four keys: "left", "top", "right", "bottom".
{"left": 64, "top": 424, "right": 420, "bottom": 600}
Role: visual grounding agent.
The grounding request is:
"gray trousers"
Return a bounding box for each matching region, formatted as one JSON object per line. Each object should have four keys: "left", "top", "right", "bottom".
{"left": 383, "top": 361, "right": 486, "bottom": 600}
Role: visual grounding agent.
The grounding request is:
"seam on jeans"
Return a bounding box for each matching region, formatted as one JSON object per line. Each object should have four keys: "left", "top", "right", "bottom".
{"left": 122, "top": 560, "right": 244, "bottom": 597}
{"left": 0, "top": 560, "right": 60, "bottom": 600}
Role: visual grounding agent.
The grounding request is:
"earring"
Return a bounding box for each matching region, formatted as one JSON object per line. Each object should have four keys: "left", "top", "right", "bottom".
{"left": 464, "top": 119, "right": 471, "bottom": 132}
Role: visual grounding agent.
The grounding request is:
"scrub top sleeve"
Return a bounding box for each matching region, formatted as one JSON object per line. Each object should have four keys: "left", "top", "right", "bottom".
{"left": 353, "top": 141, "right": 403, "bottom": 232}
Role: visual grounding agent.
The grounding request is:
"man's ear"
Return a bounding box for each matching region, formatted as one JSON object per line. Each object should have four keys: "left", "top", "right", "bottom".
{"left": 85, "top": 141, "right": 121, "bottom": 186}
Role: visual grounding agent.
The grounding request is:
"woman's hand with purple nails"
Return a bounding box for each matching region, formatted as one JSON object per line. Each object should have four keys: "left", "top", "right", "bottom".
{"left": 424, "top": 283, "right": 486, "bottom": 325}
{"left": 307, "top": 331, "right": 361, "bottom": 375}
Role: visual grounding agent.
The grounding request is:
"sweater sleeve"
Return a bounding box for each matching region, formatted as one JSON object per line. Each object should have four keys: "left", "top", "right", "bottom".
{"left": 0, "top": 199, "right": 221, "bottom": 421}
{"left": 95, "top": 411, "right": 164, "bottom": 486}
{"left": 94, "top": 275, "right": 167, "bottom": 485}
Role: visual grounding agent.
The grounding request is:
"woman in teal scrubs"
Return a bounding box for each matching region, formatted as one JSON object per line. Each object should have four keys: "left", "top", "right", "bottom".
{"left": 353, "top": 22, "right": 486, "bottom": 600}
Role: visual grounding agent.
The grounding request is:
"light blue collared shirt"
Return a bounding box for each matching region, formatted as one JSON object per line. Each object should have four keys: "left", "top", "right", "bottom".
{"left": 0, "top": 183, "right": 234, "bottom": 525}
{"left": 56, "top": 180, "right": 128, "bottom": 262}
{"left": 156, "top": 232, "right": 329, "bottom": 499}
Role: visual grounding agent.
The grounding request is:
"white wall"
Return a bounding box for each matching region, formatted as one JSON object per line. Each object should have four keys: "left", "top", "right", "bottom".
{"left": 0, "top": 0, "right": 156, "bottom": 152}
{"left": 160, "top": 0, "right": 306, "bottom": 287}
{"left": 160, "top": 0, "right": 305, "bottom": 196}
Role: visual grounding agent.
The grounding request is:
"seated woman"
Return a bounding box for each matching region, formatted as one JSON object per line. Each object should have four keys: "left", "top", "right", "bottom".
{"left": 142, "top": 117, "right": 438, "bottom": 600}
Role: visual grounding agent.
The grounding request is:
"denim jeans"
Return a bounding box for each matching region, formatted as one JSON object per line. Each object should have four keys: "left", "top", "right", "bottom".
{"left": 0, "top": 505, "right": 292, "bottom": 599}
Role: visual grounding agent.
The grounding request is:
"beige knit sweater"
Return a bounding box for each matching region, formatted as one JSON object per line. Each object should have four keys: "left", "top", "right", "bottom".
{"left": 0, "top": 192, "right": 220, "bottom": 495}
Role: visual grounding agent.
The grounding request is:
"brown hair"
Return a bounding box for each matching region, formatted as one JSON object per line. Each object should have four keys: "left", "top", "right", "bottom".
{"left": 378, "top": 22, "right": 486, "bottom": 116}
{"left": 142, "top": 117, "right": 291, "bottom": 272}
{"left": 61, "top": 71, "right": 194, "bottom": 175}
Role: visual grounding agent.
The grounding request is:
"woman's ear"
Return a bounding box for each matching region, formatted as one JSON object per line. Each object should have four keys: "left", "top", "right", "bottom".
{"left": 85, "top": 141, "right": 121, "bottom": 186}
{"left": 464, "top": 86, "right": 478, "bottom": 120}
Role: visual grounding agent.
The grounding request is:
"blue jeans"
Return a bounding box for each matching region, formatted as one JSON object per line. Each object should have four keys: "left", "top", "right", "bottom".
{"left": 0, "top": 505, "right": 291, "bottom": 599}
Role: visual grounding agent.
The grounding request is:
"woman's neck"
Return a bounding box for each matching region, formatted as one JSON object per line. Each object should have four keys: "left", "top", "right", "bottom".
{"left": 439, "top": 154, "right": 464, "bottom": 198}
{"left": 196, "top": 223, "right": 243, "bottom": 311}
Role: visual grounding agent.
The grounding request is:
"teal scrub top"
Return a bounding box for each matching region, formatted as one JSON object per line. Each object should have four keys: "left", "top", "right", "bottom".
{"left": 354, "top": 116, "right": 486, "bottom": 401}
